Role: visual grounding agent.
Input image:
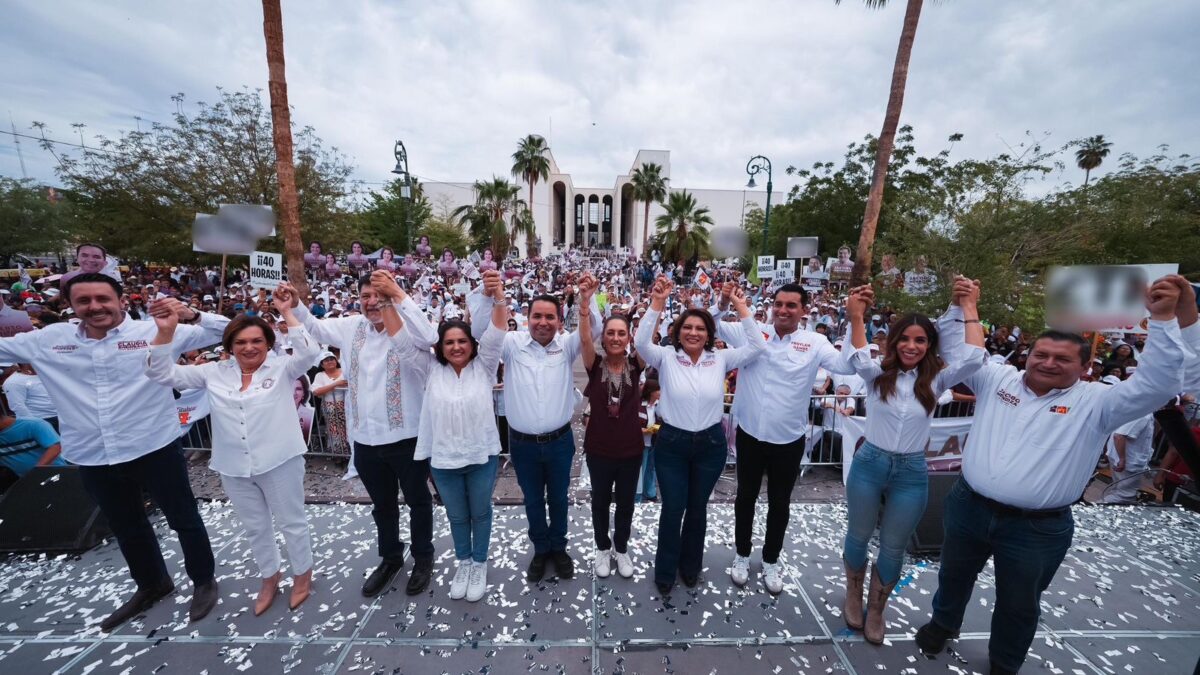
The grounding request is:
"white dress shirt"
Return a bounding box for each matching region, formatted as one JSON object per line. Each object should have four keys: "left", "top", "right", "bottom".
{"left": 2, "top": 372, "right": 58, "bottom": 419}
{"left": 144, "top": 325, "right": 319, "bottom": 477}
{"left": 1105, "top": 413, "right": 1155, "bottom": 468}
{"left": 634, "top": 308, "right": 766, "bottom": 432}
{"left": 415, "top": 323, "right": 505, "bottom": 469}
{"left": 294, "top": 297, "right": 437, "bottom": 446}
{"left": 843, "top": 342, "right": 986, "bottom": 454}
{"left": 713, "top": 314, "right": 855, "bottom": 444}
{"left": 0, "top": 313, "right": 228, "bottom": 465}
{"left": 500, "top": 328, "right": 583, "bottom": 435}
{"left": 939, "top": 308, "right": 1191, "bottom": 510}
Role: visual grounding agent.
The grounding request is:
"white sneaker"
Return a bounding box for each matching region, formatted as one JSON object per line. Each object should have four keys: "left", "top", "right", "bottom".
{"left": 466, "top": 561, "right": 488, "bottom": 602}
{"left": 762, "top": 561, "right": 784, "bottom": 595}
{"left": 730, "top": 555, "right": 750, "bottom": 587}
{"left": 449, "top": 560, "right": 470, "bottom": 600}
{"left": 614, "top": 551, "right": 634, "bottom": 579}
{"left": 594, "top": 548, "right": 612, "bottom": 578}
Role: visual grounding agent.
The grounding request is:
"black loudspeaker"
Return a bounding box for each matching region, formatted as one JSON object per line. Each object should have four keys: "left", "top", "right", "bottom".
{"left": 908, "top": 471, "right": 960, "bottom": 554}
{"left": 0, "top": 466, "right": 111, "bottom": 555}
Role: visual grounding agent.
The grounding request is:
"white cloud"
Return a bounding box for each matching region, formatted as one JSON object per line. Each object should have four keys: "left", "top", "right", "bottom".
{"left": 2, "top": 0, "right": 1197, "bottom": 197}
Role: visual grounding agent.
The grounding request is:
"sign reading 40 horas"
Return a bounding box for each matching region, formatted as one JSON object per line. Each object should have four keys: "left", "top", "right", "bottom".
{"left": 249, "top": 251, "right": 283, "bottom": 291}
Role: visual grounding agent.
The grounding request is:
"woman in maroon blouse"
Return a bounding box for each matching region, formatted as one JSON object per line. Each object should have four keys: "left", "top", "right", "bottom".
{"left": 579, "top": 307, "right": 644, "bottom": 580}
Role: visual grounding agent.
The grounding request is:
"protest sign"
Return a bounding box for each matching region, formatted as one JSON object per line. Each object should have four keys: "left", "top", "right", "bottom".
{"left": 249, "top": 251, "right": 283, "bottom": 291}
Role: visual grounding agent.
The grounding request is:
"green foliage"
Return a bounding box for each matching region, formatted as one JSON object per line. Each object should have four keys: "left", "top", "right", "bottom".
{"left": 451, "top": 177, "right": 527, "bottom": 259}
{"left": 1073, "top": 134, "right": 1112, "bottom": 185}
{"left": 357, "top": 177, "right": 432, "bottom": 252}
{"left": 0, "top": 178, "right": 76, "bottom": 260}
{"left": 631, "top": 162, "right": 669, "bottom": 252}
{"left": 34, "top": 88, "right": 356, "bottom": 263}
{"left": 652, "top": 190, "right": 713, "bottom": 263}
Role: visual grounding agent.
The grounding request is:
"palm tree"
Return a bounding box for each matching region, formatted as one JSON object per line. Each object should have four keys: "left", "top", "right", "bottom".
{"left": 511, "top": 135, "right": 551, "bottom": 256}
{"left": 1075, "top": 135, "right": 1112, "bottom": 187}
{"left": 451, "top": 177, "right": 527, "bottom": 259}
{"left": 630, "top": 162, "right": 668, "bottom": 256}
{"left": 261, "top": 0, "right": 306, "bottom": 295}
{"left": 838, "top": 0, "right": 925, "bottom": 284}
{"left": 652, "top": 190, "right": 713, "bottom": 264}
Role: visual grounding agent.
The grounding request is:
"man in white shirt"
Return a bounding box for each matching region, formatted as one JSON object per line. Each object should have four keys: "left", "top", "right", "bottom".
{"left": 2, "top": 363, "right": 59, "bottom": 430}
{"left": 1100, "top": 411, "right": 1155, "bottom": 504}
{"left": 711, "top": 282, "right": 856, "bottom": 593}
{"left": 0, "top": 273, "right": 229, "bottom": 631}
{"left": 483, "top": 274, "right": 601, "bottom": 582}
{"left": 286, "top": 273, "right": 439, "bottom": 597}
{"left": 915, "top": 276, "right": 1195, "bottom": 675}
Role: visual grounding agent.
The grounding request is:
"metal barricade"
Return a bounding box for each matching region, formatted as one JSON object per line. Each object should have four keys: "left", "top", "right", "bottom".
{"left": 176, "top": 398, "right": 352, "bottom": 459}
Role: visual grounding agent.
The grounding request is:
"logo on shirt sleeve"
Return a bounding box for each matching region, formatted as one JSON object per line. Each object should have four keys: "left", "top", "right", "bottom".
{"left": 1048, "top": 405, "right": 1070, "bottom": 414}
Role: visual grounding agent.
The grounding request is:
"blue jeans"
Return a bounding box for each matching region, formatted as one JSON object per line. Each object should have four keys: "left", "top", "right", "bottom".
{"left": 931, "top": 479, "right": 1074, "bottom": 673}
{"left": 509, "top": 430, "right": 575, "bottom": 555}
{"left": 843, "top": 441, "right": 929, "bottom": 584}
{"left": 653, "top": 422, "right": 727, "bottom": 586}
{"left": 431, "top": 456, "right": 499, "bottom": 563}
{"left": 637, "top": 446, "right": 657, "bottom": 500}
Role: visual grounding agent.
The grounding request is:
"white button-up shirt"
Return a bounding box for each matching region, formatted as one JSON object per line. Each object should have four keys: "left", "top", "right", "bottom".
{"left": 294, "top": 298, "right": 437, "bottom": 446}
{"left": 634, "top": 308, "right": 766, "bottom": 432}
{"left": 496, "top": 296, "right": 602, "bottom": 435}
{"left": 714, "top": 315, "right": 855, "bottom": 444}
{"left": 940, "top": 310, "right": 1191, "bottom": 510}
{"left": 1105, "top": 413, "right": 1155, "bottom": 468}
{"left": 144, "top": 325, "right": 319, "bottom": 477}
{"left": 415, "top": 323, "right": 505, "bottom": 469}
{"left": 843, "top": 342, "right": 986, "bottom": 454}
{"left": 0, "top": 313, "right": 228, "bottom": 465}
{"left": 2, "top": 372, "right": 58, "bottom": 419}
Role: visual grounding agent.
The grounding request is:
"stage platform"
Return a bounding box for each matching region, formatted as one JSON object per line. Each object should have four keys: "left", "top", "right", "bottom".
{"left": 0, "top": 503, "right": 1196, "bottom": 674}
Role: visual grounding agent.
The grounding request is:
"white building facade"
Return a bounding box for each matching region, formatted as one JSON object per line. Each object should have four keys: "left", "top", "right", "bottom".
{"left": 422, "top": 149, "right": 773, "bottom": 257}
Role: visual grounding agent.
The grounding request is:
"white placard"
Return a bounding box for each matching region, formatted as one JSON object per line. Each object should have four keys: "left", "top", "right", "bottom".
{"left": 757, "top": 255, "right": 776, "bottom": 279}
{"left": 249, "top": 251, "right": 283, "bottom": 290}
{"left": 776, "top": 259, "right": 796, "bottom": 282}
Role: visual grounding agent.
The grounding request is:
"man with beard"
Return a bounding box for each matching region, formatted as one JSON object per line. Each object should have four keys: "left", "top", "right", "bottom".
{"left": 0, "top": 273, "right": 229, "bottom": 631}
{"left": 282, "top": 272, "right": 439, "bottom": 597}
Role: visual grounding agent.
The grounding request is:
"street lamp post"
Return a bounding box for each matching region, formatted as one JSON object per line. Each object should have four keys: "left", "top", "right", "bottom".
{"left": 392, "top": 140, "right": 413, "bottom": 245}
{"left": 745, "top": 155, "right": 773, "bottom": 255}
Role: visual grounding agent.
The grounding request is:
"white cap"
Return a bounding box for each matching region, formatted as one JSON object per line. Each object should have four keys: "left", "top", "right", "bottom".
{"left": 203, "top": 294, "right": 214, "bottom": 302}
{"left": 318, "top": 351, "right": 336, "bottom": 362}
{"left": 1099, "top": 375, "right": 1121, "bottom": 386}
{"left": 871, "top": 314, "right": 882, "bottom": 321}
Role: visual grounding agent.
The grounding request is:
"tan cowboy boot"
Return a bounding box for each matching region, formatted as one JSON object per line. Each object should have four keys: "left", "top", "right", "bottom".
{"left": 254, "top": 571, "right": 283, "bottom": 616}
{"left": 289, "top": 569, "right": 313, "bottom": 610}
{"left": 843, "top": 561, "right": 867, "bottom": 630}
{"left": 864, "top": 564, "right": 898, "bottom": 645}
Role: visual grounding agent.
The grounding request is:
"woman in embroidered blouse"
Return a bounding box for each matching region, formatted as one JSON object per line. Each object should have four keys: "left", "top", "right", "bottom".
{"left": 634, "top": 276, "right": 766, "bottom": 596}
{"left": 413, "top": 269, "right": 508, "bottom": 602}
{"left": 578, "top": 304, "right": 645, "bottom": 581}
{"left": 839, "top": 277, "right": 985, "bottom": 644}
{"left": 145, "top": 284, "right": 319, "bottom": 616}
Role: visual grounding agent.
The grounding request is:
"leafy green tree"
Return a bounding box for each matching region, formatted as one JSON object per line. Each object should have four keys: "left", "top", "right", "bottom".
{"left": 511, "top": 134, "right": 551, "bottom": 256}
{"left": 36, "top": 88, "right": 356, "bottom": 263}
{"left": 0, "top": 178, "right": 76, "bottom": 261}
{"left": 358, "top": 177, "right": 432, "bottom": 251}
{"left": 631, "top": 162, "right": 668, "bottom": 256}
{"left": 1074, "top": 134, "right": 1112, "bottom": 186}
{"left": 651, "top": 190, "right": 713, "bottom": 264}
{"left": 451, "top": 177, "right": 527, "bottom": 259}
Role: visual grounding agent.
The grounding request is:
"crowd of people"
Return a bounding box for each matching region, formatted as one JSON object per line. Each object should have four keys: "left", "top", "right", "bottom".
{"left": 2, "top": 240, "right": 1199, "bottom": 674}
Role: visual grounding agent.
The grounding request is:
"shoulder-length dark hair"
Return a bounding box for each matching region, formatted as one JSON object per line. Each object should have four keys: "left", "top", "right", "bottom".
{"left": 433, "top": 319, "right": 479, "bottom": 366}
{"left": 222, "top": 315, "right": 276, "bottom": 352}
{"left": 669, "top": 308, "right": 716, "bottom": 352}
{"left": 873, "top": 313, "right": 942, "bottom": 415}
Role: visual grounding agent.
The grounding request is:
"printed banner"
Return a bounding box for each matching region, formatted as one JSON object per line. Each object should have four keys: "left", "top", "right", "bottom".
{"left": 837, "top": 414, "right": 973, "bottom": 484}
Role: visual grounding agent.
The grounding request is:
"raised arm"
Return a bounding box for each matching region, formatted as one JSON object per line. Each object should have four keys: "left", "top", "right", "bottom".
{"left": 273, "top": 284, "right": 321, "bottom": 380}
{"left": 721, "top": 286, "right": 767, "bottom": 370}
{"left": 152, "top": 297, "right": 229, "bottom": 351}
{"left": 577, "top": 273, "right": 598, "bottom": 366}
{"left": 145, "top": 302, "right": 210, "bottom": 390}
{"left": 1097, "top": 276, "right": 1189, "bottom": 432}
{"left": 634, "top": 275, "right": 674, "bottom": 369}
{"left": 476, "top": 269, "right": 510, "bottom": 373}
{"left": 281, "top": 281, "right": 355, "bottom": 348}
{"left": 936, "top": 276, "right": 988, "bottom": 389}
{"left": 710, "top": 281, "right": 747, "bottom": 347}
{"left": 840, "top": 284, "right": 883, "bottom": 381}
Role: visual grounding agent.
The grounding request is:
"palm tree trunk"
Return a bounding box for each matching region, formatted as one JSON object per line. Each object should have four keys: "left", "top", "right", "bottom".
{"left": 641, "top": 201, "right": 651, "bottom": 257}
{"left": 851, "top": 0, "right": 923, "bottom": 286}
{"left": 1083, "top": 167, "right": 1091, "bottom": 187}
{"left": 527, "top": 180, "right": 536, "bottom": 258}
{"left": 262, "top": 0, "right": 306, "bottom": 297}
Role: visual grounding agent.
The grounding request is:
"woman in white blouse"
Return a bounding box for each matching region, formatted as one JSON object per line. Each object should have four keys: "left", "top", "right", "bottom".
{"left": 145, "top": 284, "right": 318, "bottom": 616}
{"left": 634, "top": 276, "right": 765, "bottom": 596}
{"left": 310, "top": 351, "right": 350, "bottom": 457}
{"left": 840, "top": 277, "right": 985, "bottom": 644}
{"left": 413, "top": 269, "right": 508, "bottom": 602}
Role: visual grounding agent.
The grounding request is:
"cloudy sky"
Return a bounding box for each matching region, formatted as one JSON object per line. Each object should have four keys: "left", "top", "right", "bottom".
{"left": 2, "top": 0, "right": 1197, "bottom": 197}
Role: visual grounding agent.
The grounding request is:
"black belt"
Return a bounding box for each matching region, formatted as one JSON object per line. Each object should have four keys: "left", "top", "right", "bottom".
{"left": 509, "top": 423, "right": 571, "bottom": 444}
{"left": 963, "top": 480, "right": 1070, "bottom": 519}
